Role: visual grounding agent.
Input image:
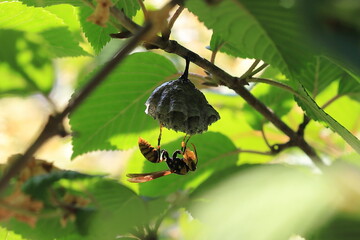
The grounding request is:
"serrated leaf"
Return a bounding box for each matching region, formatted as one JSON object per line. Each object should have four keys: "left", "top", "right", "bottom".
{"left": 210, "top": 33, "right": 247, "bottom": 58}
{"left": 79, "top": 6, "right": 118, "bottom": 53}
{"left": 113, "top": 0, "right": 140, "bottom": 19}
{"left": 187, "top": 0, "right": 313, "bottom": 77}
{"left": 79, "top": 0, "right": 140, "bottom": 53}
{"left": 295, "top": 83, "right": 360, "bottom": 153}
{"left": 132, "top": 132, "right": 238, "bottom": 197}
{"left": 299, "top": 56, "right": 344, "bottom": 98}
{"left": 40, "top": 27, "right": 89, "bottom": 57}
{"left": 69, "top": 52, "right": 178, "bottom": 158}
{"left": 338, "top": 73, "right": 360, "bottom": 102}
{"left": 0, "top": 2, "right": 88, "bottom": 58}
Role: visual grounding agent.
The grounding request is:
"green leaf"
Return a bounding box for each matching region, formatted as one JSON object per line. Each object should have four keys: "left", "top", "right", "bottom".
{"left": 338, "top": 73, "right": 360, "bottom": 102}
{"left": 186, "top": 0, "right": 313, "bottom": 77}
{"left": 0, "top": 227, "right": 26, "bottom": 240}
{"left": 0, "top": 2, "right": 65, "bottom": 32}
{"left": 40, "top": 27, "right": 89, "bottom": 57}
{"left": 299, "top": 56, "right": 344, "bottom": 98}
{"left": 20, "top": 0, "right": 85, "bottom": 7}
{"left": 2, "top": 213, "right": 77, "bottom": 240}
{"left": 0, "top": 29, "right": 54, "bottom": 95}
{"left": 69, "top": 52, "right": 178, "bottom": 158}
{"left": 79, "top": 6, "right": 118, "bottom": 54}
{"left": 22, "top": 170, "right": 98, "bottom": 201}
{"left": 243, "top": 84, "right": 293, "bottom": 130}
{"left": 85, "top": 180, "right": 146, "bottom": 239}
{"left": 189, "top": 164, "right": 339, "bottom": 240}
{"left": 0, "top": 2, "right": 88, "bottom": 58}
{"left": 131, "top": 132, "right": 238, "bottom": 197}
{"left": 79, "top": 0, "right": 140, "bottom": 53}
{"left": 295, "top": 84, "right": 360, "bottom": 153}
{"left": 299, "top": 0, "right": 360, "bottom": 84}
{"left": 210, "top": 33, "right": 247, "bottom": 58}
{"left": 310, "top": 214, "right": 360, "bottom": 240}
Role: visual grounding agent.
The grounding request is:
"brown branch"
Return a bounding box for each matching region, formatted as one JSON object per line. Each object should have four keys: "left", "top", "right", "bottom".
{"left": 0, "top": 23, "right": 154, "bottom": 194}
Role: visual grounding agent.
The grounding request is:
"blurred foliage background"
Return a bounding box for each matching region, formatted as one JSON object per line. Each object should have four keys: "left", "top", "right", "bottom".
{"left": 0, "top": 0, "right": 360, "bottom": 239}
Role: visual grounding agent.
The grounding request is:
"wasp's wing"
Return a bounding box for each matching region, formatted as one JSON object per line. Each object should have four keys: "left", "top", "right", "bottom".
{"left": 126, "top": 170, "right": 172, "bottom": 183}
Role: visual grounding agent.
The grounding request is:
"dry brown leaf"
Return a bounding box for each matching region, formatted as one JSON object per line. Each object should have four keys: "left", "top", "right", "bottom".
{"left": 87, "top": 0, "right": 114, "bottom": 27}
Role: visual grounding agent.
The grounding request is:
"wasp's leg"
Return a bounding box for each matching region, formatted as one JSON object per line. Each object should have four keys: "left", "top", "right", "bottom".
{"left": 160, "top": 149, "right": 170, "bottom": 162}
{"left": 181, "top": 134, "right": 192, "bottom": 153}
{"left": 157, "top": 124, "right": 163, "bottom": 148}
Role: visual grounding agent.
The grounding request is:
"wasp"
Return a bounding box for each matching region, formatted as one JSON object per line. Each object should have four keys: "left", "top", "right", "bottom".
{"left": 127, "top": 127, "right": 198, "bottom": 183}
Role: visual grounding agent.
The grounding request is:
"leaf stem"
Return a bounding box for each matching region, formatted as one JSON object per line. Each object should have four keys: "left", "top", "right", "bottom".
{"left": 239, "top": 59, "right": 260, "bottom": 79}
{"left": 162, "top": 5, "right": 184, "bottom": 40}
{"left": 248, "top": 77, "right": 304, "bottom": 99}
{"left": 248, "top": 63, "right": 269, "bottom": 77}
{"left": 137, "top": 0, "right": 149, "bottom": 20}
{"left": 321, "top": 94, "right": 343, "bottom": 110}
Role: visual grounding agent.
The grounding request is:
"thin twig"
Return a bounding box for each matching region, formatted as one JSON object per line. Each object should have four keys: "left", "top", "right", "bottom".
{"left": 162, "top": 6, "right": 184, "bottom": 40}
{"left": 236, "top": 148, "right": 274, "bottom": 156}
{"left": 210, "top": 41, "right": 225, "bottom": 65}
{"left": 321, "top": 94, "right": 343, "bottom": 110}
{"left": 296, "top": 94, "right": 344, "bottom": 135}
{"left": 239, "top": 59, "right": 260, "bottom": 79}
{"left": 248, "top": 63, "right": 269, "bottom": 77}
{"left": 261, "top": 125, "right": 272, "bottom": 149}
{"left": 137, "top": 0, "right": 148, "bottom": 20}
{"left": 248, "top": 77, "right": 303, "bottom": 97}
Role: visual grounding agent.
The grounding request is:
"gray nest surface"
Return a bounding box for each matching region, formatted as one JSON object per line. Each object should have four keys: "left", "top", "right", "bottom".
{"left": 145, "top": 78, "right": 220, "bottom": 134}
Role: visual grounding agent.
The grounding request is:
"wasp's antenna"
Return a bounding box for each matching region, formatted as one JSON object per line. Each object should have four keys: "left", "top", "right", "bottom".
{"left": 179, "top": 57, "right": 190, "bottom": 80}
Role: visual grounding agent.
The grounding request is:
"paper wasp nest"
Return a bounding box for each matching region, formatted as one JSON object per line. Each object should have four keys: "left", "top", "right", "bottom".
{"left": 145, "top": 61, "right": 220, "bottom": 134}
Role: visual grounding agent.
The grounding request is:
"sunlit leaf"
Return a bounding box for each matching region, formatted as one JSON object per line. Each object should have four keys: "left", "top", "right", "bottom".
{"left": 79, "top": 0, "right": 140, "bottom": 53}
{"left": 69, "top": 52, "right": 177, "bottom": 158}
{"left": 190, "top": 164, "right": 339, "bottom": 240}
{"left": 20, "top": 0, "right": 85, "bottom": 7}
{"left": 299, "top": 56, "right": 343, "bottom": 98}
{"left": 2, "top": 215, "right": 77, "bottom": 240}
{"left": 0, "top": 29, "right": 53, "bottom": 95}
{"left": 187, "top": 0, "right": 313, "bottom": 77}
{"left": 0, "top": 227, "right": 26, "bottom": 240}
{"left": 243, "top": 85, "right": 293, "bottom": 130}
{"left": 338, "top": 73, "right": 360, "bottom": 102}
{"left": 0, "top": 2, "right": 88, "bottom": 57}
{"left": 84, "top": 180, "right": 146, "bottom": 239}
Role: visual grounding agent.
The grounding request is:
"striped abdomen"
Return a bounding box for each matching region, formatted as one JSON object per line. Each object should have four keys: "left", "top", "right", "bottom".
{"left": 138, "top": 137, "right": 160, "bottom": 163}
